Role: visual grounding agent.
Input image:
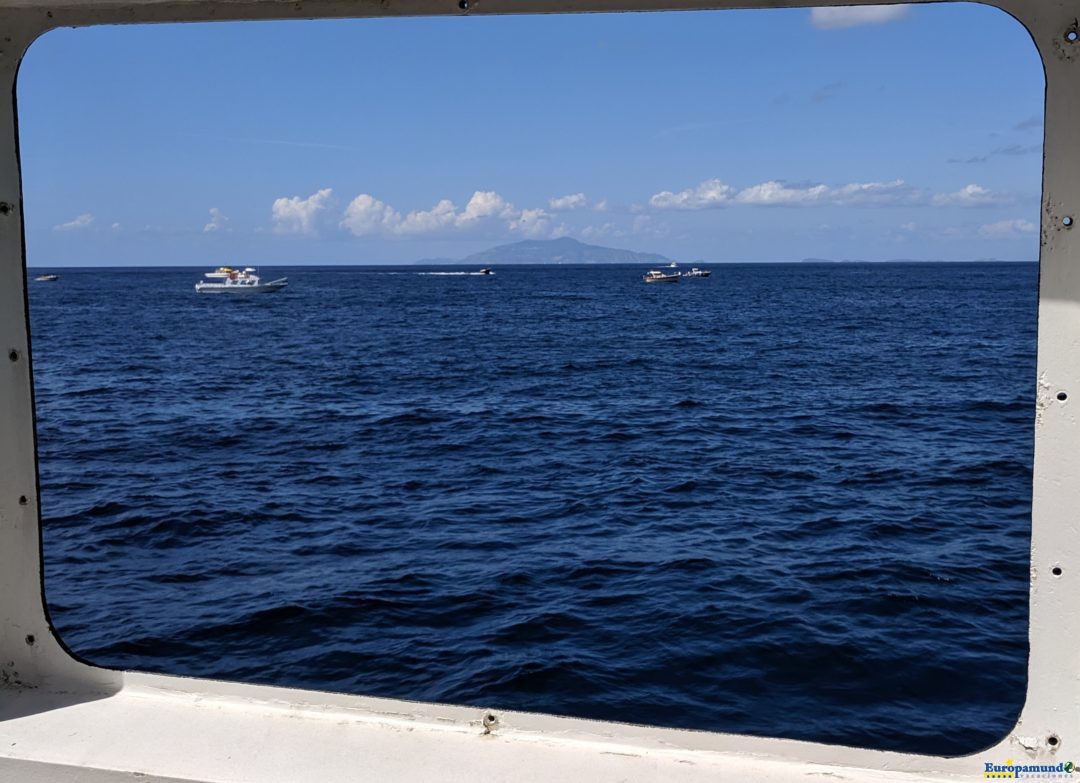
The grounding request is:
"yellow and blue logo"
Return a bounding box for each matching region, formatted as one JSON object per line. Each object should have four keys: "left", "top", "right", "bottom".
{"left": 984, "top": 760, "right": 1075, "bottom": 778}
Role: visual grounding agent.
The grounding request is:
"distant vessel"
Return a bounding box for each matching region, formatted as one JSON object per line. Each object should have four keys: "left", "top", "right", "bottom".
{"left": 643, "top": 269, "right": 680, "bottom": 284}
{"left": 478, "top": 268, "right": 494, "bottom": 275}
{"left": 195, "top": 266, "right": 287, "bottom": 294}
{"left": 668, "top": 261, "right": 679, "bottom": 268}
{"left": 683, "top": 268, "right": 711, "bottom": 278}
{"left": 35, "top": 273, "right": 59, "bottom": 282}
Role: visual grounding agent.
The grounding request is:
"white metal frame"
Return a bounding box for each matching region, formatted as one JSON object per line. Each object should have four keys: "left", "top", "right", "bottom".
{"left": 0, "top": 1, "right": 1070, "bottom": 780}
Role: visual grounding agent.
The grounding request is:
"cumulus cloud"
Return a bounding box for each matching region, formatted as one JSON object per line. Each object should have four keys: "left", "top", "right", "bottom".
{"left": 456, "top": 191, "right": 515, "bottom": 225}
{"left": 398, "top": 199, "right": 458, "bottom": 235}
{"left": 272, "top": 188, "right": 333, "bottom": 235}
{"left": 340, "top": 190, "right": 553, "bottom": 238}
{"left": 649, "top": 179, "right": 736, "bottom": 210}
{"left": 810, "top": 5, "right": 911, "bottom": 29}
{"left": 203, "top": 207, "right": 229, "bottom": 233}
{"left": 832, "top": 180, "right": 924, "bottom": 206}
{"left": 340, "top": 194, "right": 401, "bottom": 236}
{"left": 549, "top": 193, "right": 588, "bottom": 211}
{"left": 735, "top": 181, "right": 830, "bottom": 206}
{"left": 979, "top": 219, "right": 1038, "bottom": 238}
{"left": 931, "top": 184, "right": 1013, "bottom": 207}
{"left": 507, "top": 207, "right": 552, "bottom": 238}
{"left": 651, "top": 178, "right": 923, "bottom": 209}
{"left": 53, "top": 213, "right": 94, "bottom": 232}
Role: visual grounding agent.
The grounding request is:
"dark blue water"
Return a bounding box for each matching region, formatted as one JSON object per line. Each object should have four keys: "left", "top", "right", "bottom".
{"left": 30, "top": 263, "right": 1037, "bottom": 755}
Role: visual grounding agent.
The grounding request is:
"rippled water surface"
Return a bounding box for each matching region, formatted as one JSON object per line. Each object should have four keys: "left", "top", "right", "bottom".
{"left": 31, "top": 262, "right": 1037, "bottom": 755}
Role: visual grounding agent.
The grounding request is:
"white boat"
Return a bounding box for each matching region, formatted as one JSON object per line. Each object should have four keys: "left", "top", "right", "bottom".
{"left": 34, "top": 273, "right": 59, "bottom": 282}
{"left": 668, "top": 261, "right": 679, "bottom": 268}
{"left": 683, "top": 268, "right": 711, "bottom": 278}
{"left": 643, "top": 269, "right": 680, "bottom": 284}
{"left": 478, "top": 268, "right": 494, "bottom": 275}
{"left": 195, "top": 266, "right": 287, "bottom": 294}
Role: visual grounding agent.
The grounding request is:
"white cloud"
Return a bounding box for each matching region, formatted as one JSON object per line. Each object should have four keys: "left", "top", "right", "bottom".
{"left": 979, "top": 219, "right": 1038, "bottom": 238}
{"left": 832, "top": 180, "right": 923, "bottom": 206}
{"left": 649, "top": 179, "right": 735, "bottom": 210}
{"left": 53, "top": 213, "right": 94, "bottom": 232}
{"left": 593, "top": 198, "right": 609, "bottom": 212}
{"left": 340, "top": 194, "right": 401, "bottom": 236}
{"left": 456, "top": 191, "right": 515, "bottom": 225}
{"left": 735, "top": 181, "right": 830, "bottom": 206}
{"left": 652, "top": 178, "right": 923, "bottom": 210}
{"left": 507, "top": 207, "right": 552, "bottom": 238}
{"left": 203, "top": 207, "right": 229, "bottom": 233}
{"left": 272, "top": 188, "right": 333, "bottom": 235}
{"left": 341, "top": 190, "right": 521, "bottom": 237}
{"left": 931, "top": 184, "right": 1013, "bottom": 208}
{"left": 810, "top": 5, "right": 911, "bottom": 29}
{"left": 399, "top": 199, "right": 458, "bottom": 235}
{"left": 549, "top": 193, "right": 588, "bottom": 211}
{"left": 111, "top": 222, "right": 121, "bottom": 231}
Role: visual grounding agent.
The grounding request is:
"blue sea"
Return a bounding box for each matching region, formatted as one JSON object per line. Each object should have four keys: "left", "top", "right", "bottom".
{"left": 29, "top": 262, "right": 1037, "bottom": 755}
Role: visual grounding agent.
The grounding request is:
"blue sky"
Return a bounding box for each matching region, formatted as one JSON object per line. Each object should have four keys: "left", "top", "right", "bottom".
{"left": 18, "top": 3, "right": 1044, "bottom": 265}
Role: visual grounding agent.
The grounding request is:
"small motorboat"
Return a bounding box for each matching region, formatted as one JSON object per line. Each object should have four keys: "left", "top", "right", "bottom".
{"left": 643, "top": 269, "right": 680, "bottom": 284}
{"left": 478, "top": 268, "right": 494, "bottom": 275}
{"left": 668, "top": 261, "right": 679, "bottom": 268}
{"left": 683, "top": 268, "right": 712, "bottom": 278}
{"left": 35, "top": 273, "right": 59, "bottom": 282}
{"left": 195, "top": 266, "right": 287, "bottom": 294}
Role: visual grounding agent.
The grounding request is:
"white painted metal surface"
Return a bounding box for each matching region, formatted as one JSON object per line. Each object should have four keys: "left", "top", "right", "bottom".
{"left": 0, "top": 0, "right": 1071, "bottom": 780}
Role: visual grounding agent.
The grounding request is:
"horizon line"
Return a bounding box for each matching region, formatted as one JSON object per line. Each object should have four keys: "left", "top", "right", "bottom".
{"left": 25, "top": 258, "right": 1039, "bottom": 269}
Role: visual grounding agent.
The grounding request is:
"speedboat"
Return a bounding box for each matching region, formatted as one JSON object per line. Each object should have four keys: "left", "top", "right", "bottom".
{"left": 34, "top": 273, "right": 59, "bottom": 282}
{"left": 478, "top": 268, "right": 494, "bottom": 275}
{"left": 195, "top": 266, "right": 287, "bottom": 294}
{"left": 668, "top": 261, "right": 679, "bottom": 268}
{"left": 683, "top": 268, "right": 711, "bottom": 278}
{"left": 643, "top": 269, "right": 680, "bottom": 284}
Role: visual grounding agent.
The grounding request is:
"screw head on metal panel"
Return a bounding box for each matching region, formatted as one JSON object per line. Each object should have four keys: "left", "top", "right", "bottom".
{"left": 0, "top": 202, "right": 11, "bottom": 215}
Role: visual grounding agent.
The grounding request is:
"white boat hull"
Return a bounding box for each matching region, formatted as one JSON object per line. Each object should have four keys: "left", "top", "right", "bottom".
{"left": 195, "top": 278, "right": 288, "bottom": 294}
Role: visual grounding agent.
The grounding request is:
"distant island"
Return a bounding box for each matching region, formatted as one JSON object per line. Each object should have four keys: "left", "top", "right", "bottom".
{"left": 416, "top": 237, "right": 670, "bottom": 266}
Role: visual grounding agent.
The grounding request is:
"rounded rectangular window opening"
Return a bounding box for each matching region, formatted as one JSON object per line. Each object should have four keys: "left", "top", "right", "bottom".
{"left": 21, "top": 3, "right": 1042, "bottom": 756}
